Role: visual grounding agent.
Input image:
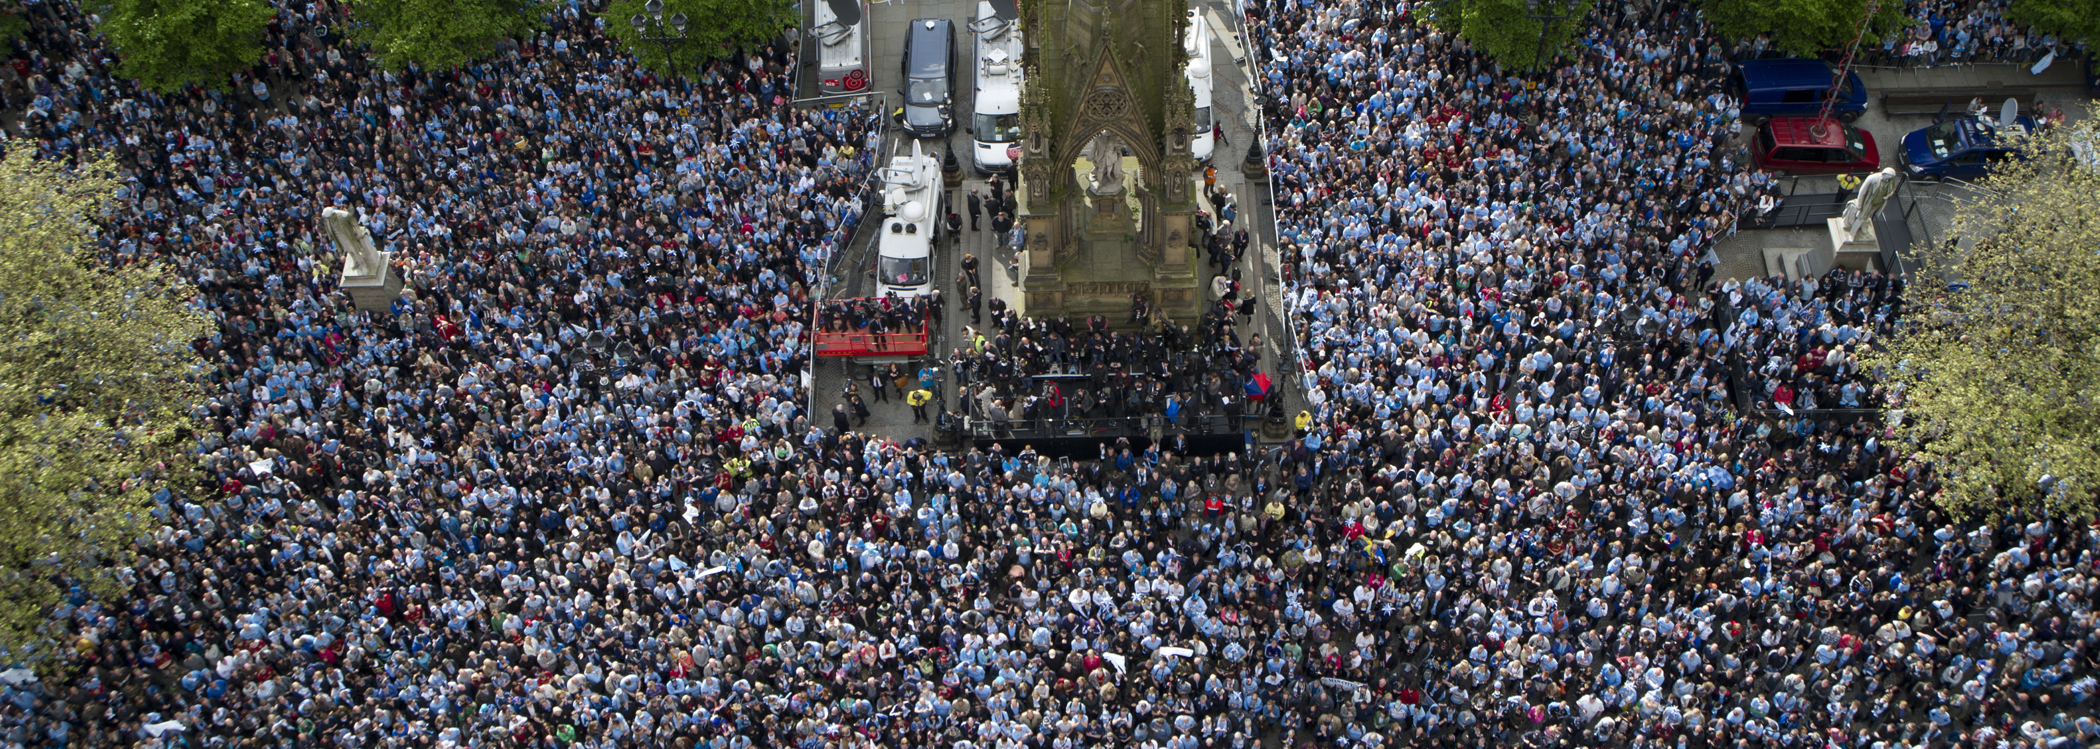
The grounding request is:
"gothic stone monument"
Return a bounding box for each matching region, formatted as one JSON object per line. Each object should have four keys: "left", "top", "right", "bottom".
{"left": 1014, "top": 0, "right": 1202, "bottom": 324}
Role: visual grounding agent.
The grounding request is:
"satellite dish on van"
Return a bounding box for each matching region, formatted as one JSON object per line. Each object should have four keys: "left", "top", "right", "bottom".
{"left": 901, "top": 201, "right": 927, "bottom": 222}
{"left": 1187, "top": 57, "right": 1211, "bottom": 79}
{"left": 1999, "top": 97, "right": 2019, "bottom": 131}
{"left": 824, "top": 0, "right": 860, "bottom": 26}
{"left": 988, "top": 0, "right": 1018, "bottom": 21}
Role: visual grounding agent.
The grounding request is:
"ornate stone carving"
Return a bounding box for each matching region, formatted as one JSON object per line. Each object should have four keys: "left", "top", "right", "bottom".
{"left": 1083, "top": 89, "right": 1131, "bottom": 122}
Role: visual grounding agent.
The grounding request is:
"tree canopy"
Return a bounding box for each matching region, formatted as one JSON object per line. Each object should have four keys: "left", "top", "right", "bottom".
{"left": 1867, "top": 103, "right": 2100, "bottom": 520}
{"left": 2006, "top": 0, "right": 2100, "bottom": 49}
{"left": 346, "top": 0, "right": 547, "bottom": 71}
{"left": 97, "top": 0, "right": 275, "bottom": 92}
{"left": 1702, "top": 0, "right": 1909, "bottom": 59}
{"left": 601, "top": 0, "right": 792, "bottom": 75}
{"left": 1424, "top": 0, "right": 1593, "bottom": 73}
{"left": 0, "top": 152, "right": 211, "bottom": 663}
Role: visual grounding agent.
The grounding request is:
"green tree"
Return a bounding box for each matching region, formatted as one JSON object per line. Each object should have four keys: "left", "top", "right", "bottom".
{"left": 97, "top": 0, "right": 274, "bottom": 92}
{"left": 1703, "top": 0, "right": 1909, "bottom": 58}
{"left": 346, "top": 0, "right": 547, "bottom": 71}
{"left": 0, "top": 151, "right": 211, "bottom": 663}
{"left": 2006, "top": 0, "right": 2100, "bottom": 49}
{"left": 1866, "top": 103, "right": 2100, "bottom": 520}
{"left": 602, "top": 0, "right": 793, "bottom": 75}
{"left": 1424, "top": 0, "right": 1593, "bottom": 73}
{"left": 0, "top": 10, "right": 28, "bottom": 52}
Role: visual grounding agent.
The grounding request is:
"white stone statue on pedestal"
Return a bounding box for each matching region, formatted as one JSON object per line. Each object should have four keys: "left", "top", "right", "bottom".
{"left": 1087, "top": 134, "right": 1124, "bottom": 194}
{"left": 323, "top": 207, "right": 386, "bottom": 278}
{"left": 323, "top": 206, "right": 403, "bottom": 310}
{"left": 1841, "top": 167, "right": 1900, "bottom": 240}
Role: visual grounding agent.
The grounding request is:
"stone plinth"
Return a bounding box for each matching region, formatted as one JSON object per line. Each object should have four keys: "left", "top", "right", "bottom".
{"left": 340, "top": 256, "right": 403, "bottom": 312}
{"left": 1824, "top": 217, "right": 1884, "bottom": 271}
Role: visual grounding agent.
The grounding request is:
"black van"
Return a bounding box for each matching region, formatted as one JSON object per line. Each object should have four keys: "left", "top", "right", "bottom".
{"left": 899, "top": 18, "right": 957, "bottom": 138}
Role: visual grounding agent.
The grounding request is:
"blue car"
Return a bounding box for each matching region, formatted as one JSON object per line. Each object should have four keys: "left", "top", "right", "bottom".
{"left": 1732, "top": 59, "right": 1868, "bottom": 123}
{"left": 1900, "top": 115, "right": 2035, "bottom": 180}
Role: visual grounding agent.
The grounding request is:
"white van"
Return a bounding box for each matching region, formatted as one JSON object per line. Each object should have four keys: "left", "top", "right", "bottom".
{"left": 875, "top": 141, "right": 944, "bottom": 298}
{"left": 1185, "top": 9, "right": 1215, "bottom": 163}
{"left": 969, "top": 0, "right": 1024, "bottom": 174}
{"left": 812, "top": 0, "right": 870, "bottom": 95}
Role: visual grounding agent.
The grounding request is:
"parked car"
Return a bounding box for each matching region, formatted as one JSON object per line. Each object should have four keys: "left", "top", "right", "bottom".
{"left": 1733, "top": 59, "right": 1867, "bottom": 124}
{"left": 898, "top": 19, "right": 957, "bottom": 139}
{"left": 1899, "top": 115, "right": 2035, "bottom": 180}
{"left": 1750, "top": 116, "right": 1879, "bottom": 175}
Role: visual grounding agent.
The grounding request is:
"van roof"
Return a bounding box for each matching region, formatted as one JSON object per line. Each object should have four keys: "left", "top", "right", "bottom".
{"left": 878, "top": 220, "right": 932, "bottom": 259}
{"left": 1766, "top": 116, "right": 1849, "bottom": 148}
{"left": 1738, "top": 59, "right": 1838, "bottom": 91}
{"left": 823, "top": 0, "right": 860, "bottom": 26}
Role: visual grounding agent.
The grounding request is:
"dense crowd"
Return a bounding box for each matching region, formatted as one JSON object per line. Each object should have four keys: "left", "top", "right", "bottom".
{"left": 1245, "top": 0, "right": 2097, "bottom": 748}
{"left": 0, "top": 0, "right": 2097, "bottom": 747}
{"left": 1871, "top": 0, "right": 2068, "bottom": 66}
{"left": 2, "top": 0, "right": 881, "bottom": 746}
{"left": 1726, "top": 0, "right": 2075, "bottom": 66}
{"left": 819, "top": 297, "right": 934, "bottom": 335}
{"left": 949, "top": 297, "right": 1266, "bottom": 437}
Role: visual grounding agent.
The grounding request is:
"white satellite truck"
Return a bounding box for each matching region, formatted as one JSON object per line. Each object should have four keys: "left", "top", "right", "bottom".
{"left": 1185, "top": 8, "right": 1215, "bottom": 162}
{"left": 969, "top": 0, "right": 1024, "bottom": 174}
{"left": 875, "top": 140, "right": 943, "bottom": 299}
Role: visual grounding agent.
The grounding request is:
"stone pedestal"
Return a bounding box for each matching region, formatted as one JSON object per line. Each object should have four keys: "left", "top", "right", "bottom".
{"left": 340, "top": 256, "right": 403, "bottom": 312}
{"left": 1087, "top": 183, "right": 1132, "bottom": 234}
{"left": 1824, "top": 217, "right": 1884, "bottom": 272}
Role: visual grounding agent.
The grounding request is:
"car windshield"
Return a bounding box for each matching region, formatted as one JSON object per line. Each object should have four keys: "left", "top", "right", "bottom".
{"left": 906, "top": 77, "right": 948, "bottom": 104}
{"left": 1843, "top": 125, "right": 1867, "bottom": 160}
{"left": 1194, "top": 106, "right": 1213, "bottom": 131}
{"left": 880, "top": 255, "right": 929, "bottom": 286}
{"left": 973, "top": 112, "right": 1020, "bottom": 142}
{"left": 1922, "top": 120, "right": 1961, "bottom": 159}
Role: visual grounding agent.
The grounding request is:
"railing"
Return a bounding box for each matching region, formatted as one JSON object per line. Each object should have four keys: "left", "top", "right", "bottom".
{"left": 813, "top": 329, "right": 931, "bottom": 358}
{"left": 1242, "top": 0, "right": 1306, "bottom": 430}
{"left": 962, "top": 413, "right": 1256, "bottom": 440}
{"left": 1740, "top": 192, "right": 1847, "bottom": 230}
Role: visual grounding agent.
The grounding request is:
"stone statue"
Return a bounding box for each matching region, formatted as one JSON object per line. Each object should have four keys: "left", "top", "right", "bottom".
{"left": 1841, "top": 168, "right": 1900, "bottom": 238}
{"left": 323, "top": 206, "right": 385, "bottom": 278}
{"left": 1088, "top": 134, "right": 1124, "bottom": 194}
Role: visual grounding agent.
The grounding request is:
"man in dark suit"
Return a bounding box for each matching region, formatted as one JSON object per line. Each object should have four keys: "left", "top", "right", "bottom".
{"left": 967, "top": 190, "right": 983, "bottom": 231}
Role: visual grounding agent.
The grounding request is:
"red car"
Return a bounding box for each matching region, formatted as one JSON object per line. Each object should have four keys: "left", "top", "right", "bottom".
{"left": 1750, "top": 116, "right": 1880, "bottom": 175}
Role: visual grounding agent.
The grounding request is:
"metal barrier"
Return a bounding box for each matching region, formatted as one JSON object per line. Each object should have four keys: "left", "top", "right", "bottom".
{"left": 817, "top": 96, "right": 890, "bottom": 287}
{"left": 964, "top": 413, "right": 1253, "bottom": 440}
{"left": 813, "top": 329, "right": 931, "bottom": 358}
{"left": 1241, "top": 0, "right": 1306, "bottom": 431}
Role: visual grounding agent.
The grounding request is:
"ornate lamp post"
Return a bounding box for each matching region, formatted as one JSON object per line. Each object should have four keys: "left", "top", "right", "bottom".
{"left": 629, "top": 0, "right": 690, "bottom": 64}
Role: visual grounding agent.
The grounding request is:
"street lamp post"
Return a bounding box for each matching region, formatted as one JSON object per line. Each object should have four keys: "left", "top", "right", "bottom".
{"left": 629, "top": 0, "right": 690, "bottom": 65}
{"left": 1523, "top": 0, "right": 1570, "bottom": 75}
{"left": 1523, "top": 0, "right": 1570, "bottom": 120}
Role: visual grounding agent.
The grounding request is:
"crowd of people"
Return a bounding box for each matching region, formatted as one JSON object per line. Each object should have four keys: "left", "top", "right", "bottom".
{"left": 0, "top": 0, "right": 2097, "bottom": 747}
{"left": 1725, "top": 0, "right": 2076, "bottom": 66}
{"left": 948, "top": 298, "right": 1268, "bottom": 438}
{"left": 1244, "top": 0, "right": 2097, "bottom": 748}
{"left": 819, "top": 297, "right": 935, "bottom": 336}
{"left": 1874, "top": 0, "right": 2070, "bottom": 66}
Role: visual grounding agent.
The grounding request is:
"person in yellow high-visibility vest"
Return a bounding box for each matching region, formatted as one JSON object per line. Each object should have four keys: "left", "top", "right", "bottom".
{"left": 907, "top": 388, "right": 933, "bottom": 424}
{"left": 1294, "top": 410, "right": 1313, "bottom": 434}
{"left": 1836, "top": 172, "right": 1862, "bottom": 200}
